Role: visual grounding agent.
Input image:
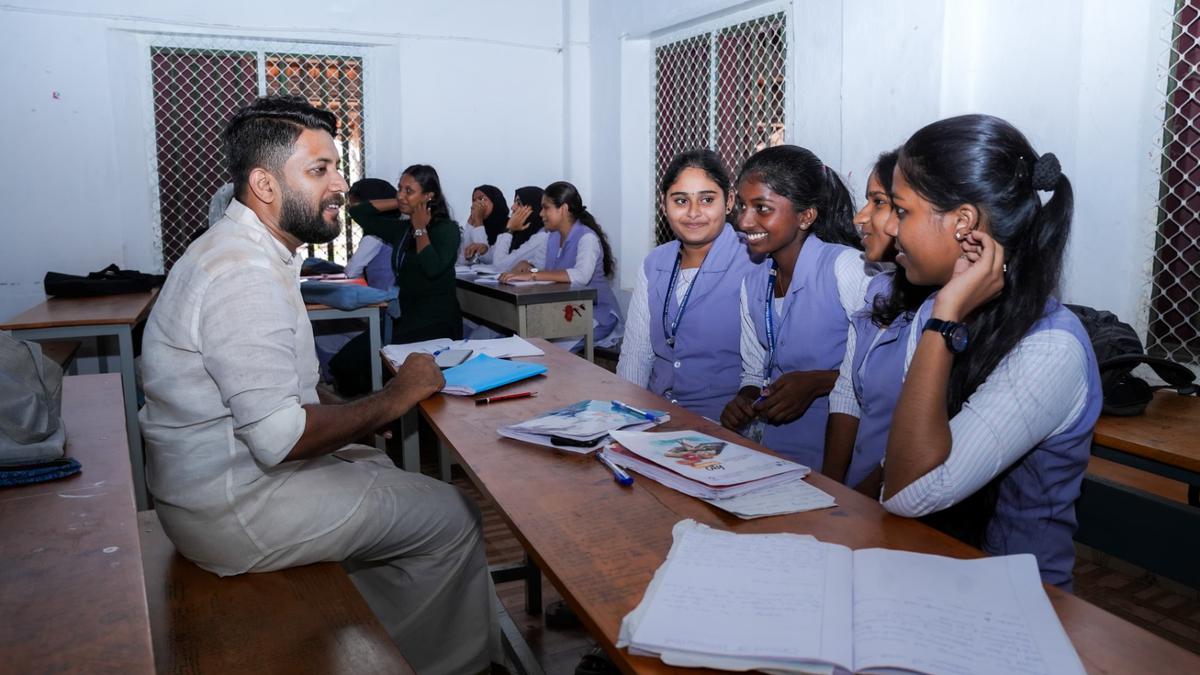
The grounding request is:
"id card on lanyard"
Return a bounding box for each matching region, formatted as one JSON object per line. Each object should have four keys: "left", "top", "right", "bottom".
{"left": 763, "top": 260, "right": 779, "bottom": 390}
{"left": 662, "top": 251, "right": 698, "bottom": 348}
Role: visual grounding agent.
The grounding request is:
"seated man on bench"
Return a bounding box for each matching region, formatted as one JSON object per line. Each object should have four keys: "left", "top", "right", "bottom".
{"left": 139, "top": 95, "right": 500, "bottom": 675}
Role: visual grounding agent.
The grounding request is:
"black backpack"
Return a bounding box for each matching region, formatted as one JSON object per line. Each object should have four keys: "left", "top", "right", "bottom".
{"left": 1066, "top": 304, "right": 1197, "bottom": 416}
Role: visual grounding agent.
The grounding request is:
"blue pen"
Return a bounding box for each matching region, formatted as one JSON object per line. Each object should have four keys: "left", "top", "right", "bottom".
{"left": 611, "top": 399, "right": 659, "bottom": 421}
{"left": 596, "top": 452, "right": 634, "bottom": 487}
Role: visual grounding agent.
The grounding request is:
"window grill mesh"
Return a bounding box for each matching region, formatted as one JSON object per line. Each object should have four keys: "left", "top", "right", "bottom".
{"left": 1150, "top": 1, "right": 1200, "bottom": 364}
{"left": 652, "top": 12, "right": 787, "bottom": 245}
{"left": 149, "top": 39, "right": 365, "bottom": 270}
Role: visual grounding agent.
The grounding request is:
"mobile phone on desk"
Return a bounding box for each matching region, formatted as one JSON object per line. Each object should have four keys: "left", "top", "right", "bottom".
{"left": 434, "top": 349, "right": 473, "bottom": 369}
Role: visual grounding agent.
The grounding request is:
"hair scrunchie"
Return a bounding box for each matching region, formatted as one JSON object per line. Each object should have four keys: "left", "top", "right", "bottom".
{"left": 1031, "top": 153, "right": 1061, "bottom": 192}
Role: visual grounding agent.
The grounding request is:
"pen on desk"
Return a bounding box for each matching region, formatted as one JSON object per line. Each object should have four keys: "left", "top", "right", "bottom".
{"left": 596, "top": 451, "right": 634, "bottom": 487}
{"left": 610, "top": 399, "right": 658, "bottom": 421}
{"left": 475, "top": 391, "right": 537, "bottom": 405}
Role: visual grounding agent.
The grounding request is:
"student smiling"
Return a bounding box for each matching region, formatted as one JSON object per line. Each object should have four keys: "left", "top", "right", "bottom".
{"left": 877, "top": 115, "right": 1101, "bottom": 589}
{"left": 720, "top": 145, "right": 869, "bottom": 469}
{"left": 617, "top": 149, "right": 761, "bottom": 420}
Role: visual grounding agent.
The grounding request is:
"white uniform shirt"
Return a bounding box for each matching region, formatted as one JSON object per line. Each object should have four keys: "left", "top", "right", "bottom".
{"left": 485, "top": 230, "right": 550, "bottom": 272}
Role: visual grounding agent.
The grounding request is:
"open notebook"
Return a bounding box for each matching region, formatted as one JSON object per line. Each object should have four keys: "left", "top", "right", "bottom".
{"left": 619, "top": 520, "right": 1085, "bottom": 675}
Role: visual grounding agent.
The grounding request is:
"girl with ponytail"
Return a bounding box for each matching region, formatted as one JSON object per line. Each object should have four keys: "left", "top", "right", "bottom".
{"left": 499, "top": 181, "right": 624, "bottom": 347}
{"left": 719, "top": 145, "right": 870, "bottom": 469}
{"left": 876, "top": 114, "right": 1101, "bottom": 590}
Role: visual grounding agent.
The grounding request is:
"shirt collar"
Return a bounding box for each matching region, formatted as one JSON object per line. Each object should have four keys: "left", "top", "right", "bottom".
{"left": 225, "top": 198, "right": 299, "bottom": 265}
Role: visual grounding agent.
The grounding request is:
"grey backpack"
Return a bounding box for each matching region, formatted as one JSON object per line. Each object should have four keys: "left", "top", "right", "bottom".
{"left": 0, "top": 331, "right": 66, "bottom": 465}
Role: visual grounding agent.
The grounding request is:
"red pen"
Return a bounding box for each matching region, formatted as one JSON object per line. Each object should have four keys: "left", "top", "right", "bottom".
{"left": 475, "top": 391, "right": 537, "bottom": 405}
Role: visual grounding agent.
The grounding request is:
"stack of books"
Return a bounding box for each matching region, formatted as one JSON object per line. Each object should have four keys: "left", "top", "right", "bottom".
{"left": 619, "top": 520, "right": 1085, "bottom": 675}
{"left": 604, "top": 430, "right": 808, "bottom": 500}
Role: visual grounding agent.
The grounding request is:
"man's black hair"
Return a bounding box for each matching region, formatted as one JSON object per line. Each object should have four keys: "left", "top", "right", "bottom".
{"left": 222, "top": 95, "right": 338, "bottom": 202}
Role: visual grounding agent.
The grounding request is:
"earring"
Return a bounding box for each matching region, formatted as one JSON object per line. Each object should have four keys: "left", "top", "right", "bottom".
{"left": 954, "top": 229, "right": 966, "bottom": 241}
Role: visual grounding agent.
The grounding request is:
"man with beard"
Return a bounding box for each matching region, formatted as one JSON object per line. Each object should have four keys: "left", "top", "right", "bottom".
{"left": 138, "top": 96, "right": 501, "bottom": 674}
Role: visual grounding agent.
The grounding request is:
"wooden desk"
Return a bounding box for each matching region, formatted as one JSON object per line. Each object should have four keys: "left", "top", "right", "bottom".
{"left": 419, "top": 340, "right": 1200, "bottom": 674}
{"left": 305, "top": 302, "right": 386, "bottom": 393}
{"left": 456, "top": 274, "right": 598, "bottom": 361}
{"left": 1092, "top": 391, "right": 1200, "bottom": 505}
{"left": 1076, "top": 391, "right": 1200, "bottom": 587}
{"left": 0, "top": 374, "right": 154, "bottom": 674}
{"left": 2, "top": 290, "right": 158, "bottom": 509}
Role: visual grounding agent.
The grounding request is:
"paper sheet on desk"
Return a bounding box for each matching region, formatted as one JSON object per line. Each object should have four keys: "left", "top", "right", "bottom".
{"left": 383, "top": 336, "right": 544, "bottom": 368}
{"left": 702, "top": 478, "right": 836, "bottom": 519}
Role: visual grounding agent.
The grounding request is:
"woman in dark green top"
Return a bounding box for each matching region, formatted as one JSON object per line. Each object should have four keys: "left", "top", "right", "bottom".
{"left": 330, "top": 164, "right": 462, "bottom": 395}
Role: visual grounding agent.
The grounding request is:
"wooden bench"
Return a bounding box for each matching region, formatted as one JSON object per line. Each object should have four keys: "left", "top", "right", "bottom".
{"left": 1076, "top": 393, "right": 1200, "bottom": 589}
{"left": 138, "top": 510, "right": 414, "bottom": 675}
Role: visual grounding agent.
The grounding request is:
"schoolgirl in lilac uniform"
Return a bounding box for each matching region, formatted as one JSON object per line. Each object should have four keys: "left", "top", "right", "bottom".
{"left": 878, "top": 115, "right": 1101, "bottom": 590}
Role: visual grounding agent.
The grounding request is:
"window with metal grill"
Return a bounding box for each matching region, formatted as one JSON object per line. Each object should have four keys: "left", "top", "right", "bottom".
{"left": 1151, "top": 1, "right": 1200, "bottom": 365}
{"left": 148, "top": 38, "right": 366, "bottom": 270}
{"left": 652, "top": 11, "right": 787, "bottom": 245}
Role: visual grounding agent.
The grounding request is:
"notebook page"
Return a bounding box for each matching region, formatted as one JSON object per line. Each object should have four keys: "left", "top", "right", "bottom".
{"left": 628, "top": 521, "right": 853, "bottom": 668}
{"left": 851, "top": 550, "right": 1085, "bottom": 675}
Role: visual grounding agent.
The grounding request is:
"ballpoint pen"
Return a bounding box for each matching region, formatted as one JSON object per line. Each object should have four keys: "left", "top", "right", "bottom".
{"left": 596, "top": 451, "right": 634, "bottom": 487}
{"left": 610, "top": 399, "right": 660, "bottom": 421}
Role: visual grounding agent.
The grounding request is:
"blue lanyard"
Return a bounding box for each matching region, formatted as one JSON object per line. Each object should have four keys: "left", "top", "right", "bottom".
{"left": 763, "top": 260, "right": 778, "bottom": 383}
{"left": 661, "top": 252, "right": 699, "bottom": 348}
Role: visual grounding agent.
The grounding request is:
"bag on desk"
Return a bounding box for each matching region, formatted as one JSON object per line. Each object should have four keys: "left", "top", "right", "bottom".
{"left": 44, "top": 264, "right": 165, "bottom": 298}
{"left": 0, "top": 331, "right": 67, "bottom": 467}
{"left": 1066, "top": 304, "right": 1196, "bottom": 416}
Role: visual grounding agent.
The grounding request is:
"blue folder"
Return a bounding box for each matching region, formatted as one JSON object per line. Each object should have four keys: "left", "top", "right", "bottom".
{"left": 441, "top": 354, "right": 547, "bottom": 395}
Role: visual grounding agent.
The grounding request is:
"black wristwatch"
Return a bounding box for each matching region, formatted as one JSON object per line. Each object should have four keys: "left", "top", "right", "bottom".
{"left": 924, "top": 318, "right": 969, "bottom": 354}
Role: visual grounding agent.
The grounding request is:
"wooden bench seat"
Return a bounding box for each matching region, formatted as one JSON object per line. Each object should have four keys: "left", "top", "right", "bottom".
{"left": 1087, "top": 455, "right": 1189, "bottom": 504}
{"left": 138, "top": 511, "right": 413, "bottom": 675}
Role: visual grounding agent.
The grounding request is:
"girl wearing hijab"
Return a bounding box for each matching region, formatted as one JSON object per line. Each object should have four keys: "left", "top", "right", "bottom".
{"left": 459, "top": 185, "right": 508, "bottom": 264}
{"left": 465, "top": 186, "right": 549, "bottom": 271}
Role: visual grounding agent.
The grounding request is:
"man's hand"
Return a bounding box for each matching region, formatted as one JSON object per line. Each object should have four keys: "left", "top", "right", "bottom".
{"left": 720, "top": 386, "right": 761, "bottom": 430}
{"left": 383, "top": 353, "right": 444, "bottom": 415}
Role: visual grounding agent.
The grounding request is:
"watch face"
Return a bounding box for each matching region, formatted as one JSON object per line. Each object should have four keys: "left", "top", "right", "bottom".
{"left": 949, "top": 324, "right": 969, "bottom": 353}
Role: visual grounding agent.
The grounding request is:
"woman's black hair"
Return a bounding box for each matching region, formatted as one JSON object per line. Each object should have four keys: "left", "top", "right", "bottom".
{"left": 659, "top": 149, "right": 733, "bottom": 197}
{"left": 897, "top": 114, "right": 1074, "bottom": 548}
{"left": 473, "top": 184, "right": 509, "bottom": 245}
{"left": 400, "top": 164, "right": 451, "bottom": 222}
{"left": 735, "top": 144, "right": 861, "bottom": 250}
{"left": 543, "top": 181, "right": 616, "bottom": 278}
{"left": 509, "top": 186, "right": 545, "bottom": 253}
{"left": 869, "top": 148, "right": 933, "bottom": 327}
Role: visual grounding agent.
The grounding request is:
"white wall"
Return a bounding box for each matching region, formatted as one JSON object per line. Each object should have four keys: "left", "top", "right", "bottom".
{"left": 589, "top": 0, "right": 1175, "bottom": 337}
{"left": 0, "top": 0, "right": 570, "bottom": 321}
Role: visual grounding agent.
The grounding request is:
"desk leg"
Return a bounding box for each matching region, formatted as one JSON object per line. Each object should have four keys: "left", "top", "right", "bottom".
{"left": 517, "top": 305, "right": 528, "bottom": 335}
{"left": 584, "top": 321, "right": 594, "bottom": 363}
{"left": 438, "top": 435, "right": 455, "bottom": 482}
{"left": 368, "top": 311, "right": 382, "bottom": 393}
{"left": 117, "top": 326, "right": 148, "bottom": 510}
{"left": 399, "top": 409, "right": 420, "bottom": 472}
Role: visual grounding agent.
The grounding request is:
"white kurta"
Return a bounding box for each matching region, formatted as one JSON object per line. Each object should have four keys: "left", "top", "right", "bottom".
{"left": 139, "top": 199, "right": 500, "bottom": 674}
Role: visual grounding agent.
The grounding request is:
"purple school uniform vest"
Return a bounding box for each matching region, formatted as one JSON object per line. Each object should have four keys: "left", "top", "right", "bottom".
{"left": 364, "top": 242, "right": 396, "bottom": 291}
{"left": 645, "top": 225, "right": 761, "bottom": 420}
{"left": 744, "top": 236, "right": 858, "bottom": 469}
{"left": 545, "top": 222, "right": 621, "bottom": 344}
{"left": 845, "top": 272, "right": 917, "bottom": 488}
{"left": 980, "top": 300, "right": 1101, "bottom": 590}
